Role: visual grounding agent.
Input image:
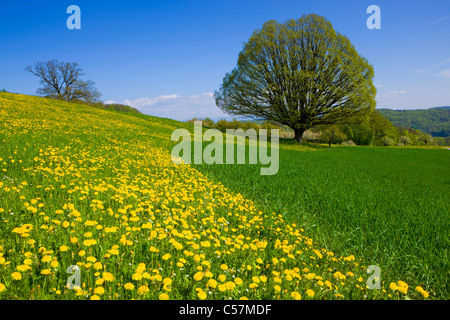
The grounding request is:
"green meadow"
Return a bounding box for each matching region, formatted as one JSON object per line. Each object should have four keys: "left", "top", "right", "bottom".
{"left": 193, "top": 134, "right": 450, "bottom": 299}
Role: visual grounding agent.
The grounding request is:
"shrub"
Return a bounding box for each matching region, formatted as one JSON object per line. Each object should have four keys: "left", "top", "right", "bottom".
{"left": 303, "top": 130, "right": 322, "bottom": 143}
{"left": 341, "top": 140, "right": 356, "bottom": 146}
{"left": 381, "top": 136, "right": 394, "bottom": 146}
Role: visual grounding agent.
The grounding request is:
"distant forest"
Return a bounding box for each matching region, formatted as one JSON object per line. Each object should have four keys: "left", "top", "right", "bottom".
{"left": 377, "top": 107, "right": 450, "bottom": 138}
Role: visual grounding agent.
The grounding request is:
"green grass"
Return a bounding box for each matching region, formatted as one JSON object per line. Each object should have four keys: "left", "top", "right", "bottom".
{"left": 193, "top": 139, "right": 450, "bottom": 298}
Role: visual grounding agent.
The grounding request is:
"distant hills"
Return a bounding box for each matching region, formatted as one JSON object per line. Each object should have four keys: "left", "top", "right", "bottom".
{"left": 377, "top": 106, "right": 450, "bottom": 137}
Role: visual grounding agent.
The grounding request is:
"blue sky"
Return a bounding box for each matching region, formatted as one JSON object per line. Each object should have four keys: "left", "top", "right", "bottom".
{"left": 1, "top": 0, "right": 449, "bottom": 121}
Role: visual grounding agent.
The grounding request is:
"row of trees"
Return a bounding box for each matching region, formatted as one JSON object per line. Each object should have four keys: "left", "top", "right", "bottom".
{"left": 301, "top": 109, "right": 441, "bottom": 146}
{"left": 187, "top": 117, "right": 284, "bottom": 136}
{"left": 188, "top": 110, "right": 444, "bottom": 147}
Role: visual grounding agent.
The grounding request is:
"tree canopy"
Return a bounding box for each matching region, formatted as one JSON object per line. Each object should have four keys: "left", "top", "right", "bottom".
{"left": 215, "top": 14, "right": 376, "bottom": 141}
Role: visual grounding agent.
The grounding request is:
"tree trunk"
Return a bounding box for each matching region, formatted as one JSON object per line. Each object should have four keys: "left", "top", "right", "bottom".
{"left": 293, "top": 128, "right": 305, "bottom": 143}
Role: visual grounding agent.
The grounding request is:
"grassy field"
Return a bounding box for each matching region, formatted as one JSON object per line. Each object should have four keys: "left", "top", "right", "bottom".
{"left": 194, "top": 136, "right": 450, "bottom": 299}
{"left": 0, "top": 92, "right": 446, "bottom": 300}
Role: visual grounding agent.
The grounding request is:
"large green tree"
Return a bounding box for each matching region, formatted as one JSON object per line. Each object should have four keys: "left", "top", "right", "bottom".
{"left": 215, "top": 14, "right": 376, "bottom": 142}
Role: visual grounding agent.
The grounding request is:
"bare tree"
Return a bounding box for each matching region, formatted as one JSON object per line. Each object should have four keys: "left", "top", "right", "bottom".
{"left": 26, "top": 60, "right": 101, "bottom": 103}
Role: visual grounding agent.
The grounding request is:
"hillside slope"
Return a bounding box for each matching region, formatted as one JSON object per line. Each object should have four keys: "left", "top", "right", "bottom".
{"left": 377, "top": 107, "right": 450, "bottom": 137}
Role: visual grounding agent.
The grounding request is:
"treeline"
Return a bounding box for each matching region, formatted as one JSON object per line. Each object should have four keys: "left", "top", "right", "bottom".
{"left": 305, "top": 110, "right": 448, "bottom": 146}
{"left": 378, "top": 107, "right": 449, "bottom": 138}
{"left": 186, "top": 117, "right": 290, "bottom": 137}
{"left": 188, "top": 110, "right": 450, "bottom": 146}
{"left": 50, "top": 97, "right": 142, "bottom": 115}
{"left": 89, "top": 102, "right": 142, "bottom": 114}
{"left": 44, "top": 97, "right": 142, "bottom": 115}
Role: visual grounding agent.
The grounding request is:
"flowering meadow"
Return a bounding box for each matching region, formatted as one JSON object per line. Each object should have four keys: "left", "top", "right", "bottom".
{"left": 0, "top": 93, "right": 430, "bottom": 300}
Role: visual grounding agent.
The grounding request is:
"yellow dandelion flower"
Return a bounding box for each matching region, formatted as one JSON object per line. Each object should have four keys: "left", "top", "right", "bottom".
{"left": 248, "top": 283, "right": 258, "bottom": 289}
{"left": 94, "top": 287, "right": 105, "bottom": 295}
{"left": 291, "top": 291, "right": 302, "bottom": 300}
{"left": 16, "top": 265, "right": 32, "bottom": 272}
{"left": 193, "top": 271, "right": 204, "bottom": 281}
{"left": 41, "top": 255, "right": 52, "bottom": 263}
{"left": 197, "top": 290, "right": 207, "bottom": 300}
{"left": 218, "top": 274, "right": 226, "bottom": 282}
{"left": 306, "top": 289, "right": 315, "bottom": 298}
{"left": 102, "top": 272, "right": 115, "bottom": 282}
{"left": 93, "top": 262, "right": 102, "bottom": 270}
{"left": 206, "top": 279, "right": 218, "bottom": 288}
{"left": 138, "top": 285, "right": 150, "bottom": 295}
{"left": 124, "top": 283, "right": 135, "bottom": 290}
{"left": 162, "top": 277, "right": 172, "bottom": 286}
{"left": 41, "top": 269, "right": 51, "bottom": 275}
{"left": 159, "top": 293, "right": 169, "bottom": 300}
{"left": 415, "top": 286, "right": 429, "bottom": 298}
{"left": 132, "top": 273, "right": 143, "bottom": 281}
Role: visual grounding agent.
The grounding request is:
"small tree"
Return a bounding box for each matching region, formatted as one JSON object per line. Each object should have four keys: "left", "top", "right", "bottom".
{"left": 26, "top": 60, "right": 101, "bottom": 103}
{"left": 260, "top": 121, "right": 279, "bottom": 136}
{"left": 320, "top": 125, "right": 347, "bottom": 146}
{"left": 399, "top": 135, "right": 411, "bottom": 146}
{"left": 380, "top": 136, "right": 394, "bottom": 146}
{"left": 418, "top": 133, "right": 434, "bottom": 146}
{"left": 202, "top": 117, "right": 215, "bottom": 128}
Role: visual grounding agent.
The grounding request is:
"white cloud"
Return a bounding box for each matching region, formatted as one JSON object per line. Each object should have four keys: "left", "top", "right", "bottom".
{"left": 105, "top": 92, "right": 229, "bottom": 121}
{"left": 436, "top": 69, "right": 450, "bottom": 79}
{"left": 378, "top": 89, "right": 407, "bottom": 99}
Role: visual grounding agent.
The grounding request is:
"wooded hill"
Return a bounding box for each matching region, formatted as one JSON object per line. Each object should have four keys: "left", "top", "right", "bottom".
{"left": 377, "top": 106, "right": 449, "bottom": 138}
